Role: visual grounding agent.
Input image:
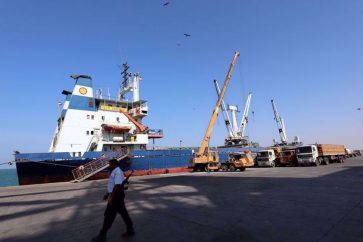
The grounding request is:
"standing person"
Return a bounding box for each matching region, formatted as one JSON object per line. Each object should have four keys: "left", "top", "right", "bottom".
{"left": 92, "top": 159, "right": 134, "bottom": 242}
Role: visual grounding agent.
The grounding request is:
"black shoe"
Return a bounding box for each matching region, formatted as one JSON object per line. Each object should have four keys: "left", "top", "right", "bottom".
{"left": 92, "top": 234, "right": 106, "bottom": 242}
{"left": 122, "top": 230, "right": 135, "bottom": 238}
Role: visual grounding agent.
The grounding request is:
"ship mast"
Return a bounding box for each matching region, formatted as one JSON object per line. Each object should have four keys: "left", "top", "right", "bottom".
{"left": 119, "top": 62, "right": 141, "bottom": 102}
{"left": 119, "top": 62, "right": 130, "bottom": 101}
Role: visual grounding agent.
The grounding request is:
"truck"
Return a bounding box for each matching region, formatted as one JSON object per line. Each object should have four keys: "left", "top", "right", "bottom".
{"left": 256, "top": 149, "right": 278, "bottom": 167}
{"left": 278, "top": 149, "right": 298, "bottom": 166}
{"left": 219, "top": 151, "right": 255, "bottom": 171}
{"left": 345, "top": 148, "right": 353, "bottom": 158}
{"left": 353, "top": 150, "right": 363, "bottom": 156}
{"left": 296, "top": 144, "right": 346, "bottom": 166}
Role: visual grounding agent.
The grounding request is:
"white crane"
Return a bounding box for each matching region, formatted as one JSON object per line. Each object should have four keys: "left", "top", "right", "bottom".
{"left": 271, "top": 99, "right": 288, "bottom": 145}
{"left": 239, "top": 92, "right": 252, "bottom": 138}
{"left": 213, "top": 80, "right": 233, "bottom": 137}
{"left": 214, "top": 80, "right": 252, "bottom": 146}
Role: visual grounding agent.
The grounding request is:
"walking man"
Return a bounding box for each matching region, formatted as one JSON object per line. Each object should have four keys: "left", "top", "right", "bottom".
{"left": 92, "top": 159, "right": 134, "bottom": 242}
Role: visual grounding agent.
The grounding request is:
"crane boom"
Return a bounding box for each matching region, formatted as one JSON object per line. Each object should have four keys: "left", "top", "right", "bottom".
{"left": 239, "top": 92, "right": 252, "bottom": 137}
{"left": 197, "top": 51, "right": 240, "bottom": 156}
{"left": 213, "top": 80, "right": 233, "bottom": 137}
{"left": 271, "top": 99, "right": 288, "bottom": 145}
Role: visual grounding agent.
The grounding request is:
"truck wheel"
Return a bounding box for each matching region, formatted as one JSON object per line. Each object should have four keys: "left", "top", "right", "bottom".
{"left": 324, "top": 158, "right": 329, "bottom": 165}
{"left": 193, "top": 165, "right": 202, "bottom": 172}
{"left": 229, "top": 165, "right": 236, "bottom": 172}
{"left": 239, "top": 167, "right": 246, "bottom": 172}
{"left": 271, "top": 161, "right": 275, "bottom": 167}
{"left": 315, "top": 159, "right": 320, "bottom": 166}
{"left": 220, "top": 164, "right": 228, "bottom": 172}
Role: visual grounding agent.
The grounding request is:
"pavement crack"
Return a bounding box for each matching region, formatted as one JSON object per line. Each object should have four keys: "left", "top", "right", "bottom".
{"left": 316, "top": 199, "right": 363, "bottom": 242}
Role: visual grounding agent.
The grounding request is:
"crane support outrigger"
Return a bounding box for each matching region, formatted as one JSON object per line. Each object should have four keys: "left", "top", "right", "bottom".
{"left": 192, "top": 51, "right": 240, "bottom": 171}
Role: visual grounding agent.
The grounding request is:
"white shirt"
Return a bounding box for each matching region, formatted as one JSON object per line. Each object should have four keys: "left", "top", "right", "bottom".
{"left": 107, "top": 167, "right": 124, "bottom": 193}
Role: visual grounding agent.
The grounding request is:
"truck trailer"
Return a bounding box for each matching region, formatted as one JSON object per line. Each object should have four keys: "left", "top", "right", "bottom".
{"left": 296, "top": 144, "right": 346, "bottom": 166}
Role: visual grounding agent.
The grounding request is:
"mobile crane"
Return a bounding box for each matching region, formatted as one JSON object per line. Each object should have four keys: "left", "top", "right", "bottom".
{"left": 192, "top": 51, "right": 239, "bottom": 170}
{"left": 192, "top": 51, "right": 254, "bottom": 171}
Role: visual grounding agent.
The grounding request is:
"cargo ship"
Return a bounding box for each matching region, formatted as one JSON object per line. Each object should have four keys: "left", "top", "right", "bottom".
{"left": 14, "top": 64, "right": 194, "bottom": 185}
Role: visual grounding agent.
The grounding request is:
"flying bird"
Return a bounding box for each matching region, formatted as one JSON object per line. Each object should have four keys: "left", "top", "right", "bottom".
{"left": 184, "top": 33, "right": 191, "bottom": 37}
{"left": 163, "top": 2, "right": 170, "bottom": 6}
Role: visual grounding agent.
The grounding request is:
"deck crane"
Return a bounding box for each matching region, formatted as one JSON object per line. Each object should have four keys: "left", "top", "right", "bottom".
{"left": 238, "top": 92, "right": 252, "bottom": 138}
{"left": 192, "top": 51, "right": 240, "bottom": 170}
{"left": 213, "top": 80, "right": 233, "bottom": 138}
{"left": 271, "top": 99, "right": 288, "bottom": 145}
{"left": 214, "top": 80, "right": 252, "bottom": 147}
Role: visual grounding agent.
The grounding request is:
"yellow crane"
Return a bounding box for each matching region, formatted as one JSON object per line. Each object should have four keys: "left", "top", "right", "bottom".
{"left": 192, "top": 51, "right": 240, "bottom": 171}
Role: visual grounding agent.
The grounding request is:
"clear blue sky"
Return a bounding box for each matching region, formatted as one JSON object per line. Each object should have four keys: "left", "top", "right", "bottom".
{"left": 1, "top": 0, "right": 363, "bottom": 169}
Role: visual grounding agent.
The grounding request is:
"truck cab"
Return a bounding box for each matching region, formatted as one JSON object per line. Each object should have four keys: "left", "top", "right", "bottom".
{"left": 256, "top": 149, "right": 277, "bottom": 167}
{"left": 279, "top": 149, "right": 297, "bottom": 166}
{"left": 296, "top": 145, "right": 318, "bottom": 165}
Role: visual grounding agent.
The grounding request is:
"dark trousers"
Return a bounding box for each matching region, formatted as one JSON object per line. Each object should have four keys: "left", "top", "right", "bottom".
{"left": 100, "top": 191, "right": 133, "bottom": 236}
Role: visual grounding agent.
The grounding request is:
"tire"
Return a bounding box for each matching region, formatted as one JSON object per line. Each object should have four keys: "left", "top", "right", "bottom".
{"left": 271, "top": 161, "right": 275, "bottom": 167}
{"left": 324, "top": 158, "right": 329, "bottom": 165}
{"left": 220, "top": 164, "right": 228, "bottom": 172}
{"left": 229, "top": 165, "right": 236, "bottom": 172}
{"left": 315, "top": 159, "right": 320, "bottom": 166}
{"left": 239, "top": 167, "right": 246, "bottom": 172}
{"left": 193, "top": 165, "right": 202, "bottom": 172}
{"left": 204, "top": 165, "right": 209, "bottom": 172}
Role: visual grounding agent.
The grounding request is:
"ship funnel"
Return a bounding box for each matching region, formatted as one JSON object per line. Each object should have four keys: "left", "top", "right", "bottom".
{"left": 68, "top": 75, "right": 96, "bottom": 111}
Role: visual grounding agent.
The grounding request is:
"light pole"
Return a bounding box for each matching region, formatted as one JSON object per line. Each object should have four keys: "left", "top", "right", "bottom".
{"left": 179, "top": 140, "right": 182, "bottom": 150}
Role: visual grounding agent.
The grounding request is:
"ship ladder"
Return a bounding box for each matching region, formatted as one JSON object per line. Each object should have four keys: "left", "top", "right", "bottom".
{"left": 72, "top": 152, "right": 129, "bottom": 183}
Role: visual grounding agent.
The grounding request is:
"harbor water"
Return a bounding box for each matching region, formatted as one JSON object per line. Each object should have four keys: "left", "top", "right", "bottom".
{"left": 0, "top": 169, "right": 18, "bottom": 187}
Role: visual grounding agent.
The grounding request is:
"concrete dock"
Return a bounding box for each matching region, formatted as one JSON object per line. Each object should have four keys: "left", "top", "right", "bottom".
{"left": 1, "top": 158, "right": 363, "bottom": 242}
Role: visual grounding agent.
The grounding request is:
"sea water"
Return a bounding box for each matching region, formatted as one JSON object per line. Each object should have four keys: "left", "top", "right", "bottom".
{"left": 0, "top": 169, "right": 18, "bottom": 187}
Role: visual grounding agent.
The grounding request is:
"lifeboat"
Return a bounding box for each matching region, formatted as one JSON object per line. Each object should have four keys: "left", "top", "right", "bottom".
{"left": 101, "top": 124, "right": 132, "bottom": 133}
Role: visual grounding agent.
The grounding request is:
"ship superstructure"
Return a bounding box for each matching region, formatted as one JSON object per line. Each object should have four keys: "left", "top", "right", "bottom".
{"left": 49, "top": 64, "right": 159, "bottom": 156}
